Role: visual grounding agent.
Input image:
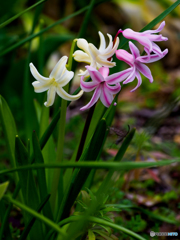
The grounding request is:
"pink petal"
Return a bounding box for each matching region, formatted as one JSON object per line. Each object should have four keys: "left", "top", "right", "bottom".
{"left": 86, "top": 66, "right": 104, "bottom": 83}
{"left": 147, "top": 34, "right": 168, "bottom": 42}
{"left": 123, "top": 67, "right": 136, "bottom": 84}
{"left": 105, "top": 82, "right": 121, "bottom": 94}
{"left": 137, "top": 49, "right": 168, "bottom": 63}
{"left": 80, "top": 85, "right": 101, "bottom": 111}
{"left": 106, "top": 68, "right": 132, "bottom": 84}
{"left": 136, "top": 63, "right": 153, "bottom": 83}
{"left": 80, "top": 76, "right": 99, "bottom": 92}
{"left": 143, "top": 21, "right": 165, "bottom": 34}
{"left": 116, "top": 49, "right": 134, "bottom": 66}
{"left": 129, "top": 41, "right": 140, "bottom": 59}
{"left": 130, "top": 71, "right": 142, "bottom": 92}
{"left": 98, "top": 67, "right": 109, "bottom": 78}
{"left": 135, "top": 36, "right": 153, "bottom": 53}
{"left": 151, "top": 42, "right": 165, "bottom": 55}
{"left": 122, "top": 28, "right": 136, "bottom": 39}
{"left": 123, "top": 29, "right": 153, "bottom": 53}
{"left": 100, "top": 84, "right": 114, "bottom": 108}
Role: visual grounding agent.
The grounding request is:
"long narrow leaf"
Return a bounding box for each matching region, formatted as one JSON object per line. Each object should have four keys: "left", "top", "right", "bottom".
{"left": 58, "top": 216, "right": 146, "bottom": 240}
{"left": 3, "top": 195, "right": 66, "bottom": 238}
{"left": 0, "top": 95, "right": 18, "bottom": 183}
{"left": 1, "top": 158, "right": 180, "bottom": 175}
{"left": 19, "top": 194, "right": 51, "bottom": 240}
{"left": 32, "top": 131, "right": 53, "bottom": 221}
{"left": 56, "top": 119, "right": 107, "bottom": 222}
{"left": 15, "top": 136, "right": 43, "bottom": 239}
{"left": 0, "top": 0, "right": 47, "bottom": 28}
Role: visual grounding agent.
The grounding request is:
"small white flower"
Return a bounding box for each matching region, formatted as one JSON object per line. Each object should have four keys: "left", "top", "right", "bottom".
{"left": 30, "top": 56, "right": 83, "bottom": 107}
{"left": 73, "top": 31, "right": 119, "bottom": 77}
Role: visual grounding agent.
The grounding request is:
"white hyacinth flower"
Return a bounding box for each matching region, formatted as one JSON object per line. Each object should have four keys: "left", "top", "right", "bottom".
{"left": 73, "top": 31, "right": 119, "bottom": 77}
{"left": 30, "top": 56, "right": 83, "bottom": 107}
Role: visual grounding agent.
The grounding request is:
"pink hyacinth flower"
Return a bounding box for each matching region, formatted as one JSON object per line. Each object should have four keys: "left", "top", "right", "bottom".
{"left": 121, "top": 21, "right": 168, "bottom": 57}
{"left": 116, "top": 41, "right": 168, "bottom": 92}
{"left": 80, "top": 66, "right": 132, "bottom": 110}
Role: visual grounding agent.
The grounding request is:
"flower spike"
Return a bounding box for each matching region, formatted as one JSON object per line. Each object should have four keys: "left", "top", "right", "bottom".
{"left": 73, "top": 32, "right": 119, "bottom": 77}
{"left": 30, "top": 56, "right": 83, "bottom": 107}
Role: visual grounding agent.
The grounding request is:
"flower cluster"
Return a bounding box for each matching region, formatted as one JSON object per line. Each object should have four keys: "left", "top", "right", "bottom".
{"left": 30, "top": 21, "right": 168, "bottom": 110}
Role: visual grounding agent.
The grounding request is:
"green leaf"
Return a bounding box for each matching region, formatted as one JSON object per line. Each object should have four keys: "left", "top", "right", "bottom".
{"left": 19, "top": 194, "right": 51, "bottom": 240}
{"left": 84, "top": 101, "right": 106, "bottom": 149}
{"left": 34, "top": 99, "right": 42, "bottom": 124}
{"left": 0, "top": 96, "right": 17, "bottom": 171}
{"left": 114, "top": 128, "right": 136, "bottom": 161}
{"left": 0, "top": 181, "right": 9, "bottom": 201}
{"left": 58, "top": 215, "right": 146, "bottom": 240}
{"left": 1, "top": 158, "right": 180, "bottom": 175}
{"left": 32, "top": 131, "right": 53, "bottom": 221}
{"left": 0, "top": 0, "right": 47, "bottom": 28}
{"left": 0, "top": 183, "right": 20, "bottom": 240}
{"left": 93, "top": 230, "right": 112, "bottom": 240}
{"left": 15, "top": 136, "right": 44, "bottom": 239}
{"left": 0, "top": 6, "right": 88, "bottom": 57}
{"left": 88, "top": 229, "right": 96, "bottom": 240}
{"left": 57, "top": 119, "right": 107, "bottom": 222}
{"left": 3, "top": 195, "right": 66, "bottom": 238}
{"left": 0, "top": 198, "right": 12, "bottom": 240}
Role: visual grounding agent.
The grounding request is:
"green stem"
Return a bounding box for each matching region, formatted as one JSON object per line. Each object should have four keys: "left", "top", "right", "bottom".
{"left": 3, "top": 196, "right": 66, "bottom": 238}
{"left": 76, "top": 104, "right": 96, "bottom": 161}
{"left": 50, "top": 40, "right": 76, "bottom": 211}
{"left": 50, "top": 85, "right": 68, "bottom": 211}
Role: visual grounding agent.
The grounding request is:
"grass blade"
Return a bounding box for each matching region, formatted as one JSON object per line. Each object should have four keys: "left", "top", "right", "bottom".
{"left": 19, "top": 194, "right": 51, "bottom": 240}
{"left": 0, "top": 199, "right": 12, "bottom": 240}
{"left": 3, "top": 195, "right": 66, "bottom": 238}
{"left": 57, "top": 119, "right": 107, "bottom": 222}
{"left": 0, "top": 181, "right": 9, "bottom": 201}
{"left": 15, "top": 136, "right": 44, "bottom": 239}
{"left": 0, "top": 95, "right": 18, "bottom": 183}
{"left": 0, "top": 0, "right": 47, "bottom": 28}
{"left": 32, "top": 131, "right": 53, "bottom": 221}
{"left": 1, "top": 159, "right": 180, "bottom": 175}
{"left": 114, "top": 128, "right": 136, "bottom": 161}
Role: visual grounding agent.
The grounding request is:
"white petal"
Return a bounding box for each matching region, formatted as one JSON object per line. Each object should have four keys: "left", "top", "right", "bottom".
{"left": 49, "top": 56, "right": 68, "bottom": 79}
{"left": 44, "top": 86, "right": 56, "bottom": 107}
{"left": 97, "top": 57, "right": 115, "bottom": 68}
{"left": 32, "top": 79, "right": 54, "bottom": 93}
{"left": 56, "top": 70, "right": 74, "bottom": 86}
{"left": 98, "top": 31, "right": 106, "bottom": 51}
{"left": 73, "top": 50, "right": 91, "bottom": 63}
{"left": 29, "top": 63, "right": 50, "bottom": 83}
{"left": 77, "top": 39, "right": 89, "bottom": 54}
{"left": 104, "top": 34, "right": 113, "bottom": 53}
{"left": 56, "top": 86, "right": 83, "bottom": 101}
{"left": 88, "top": 43, "right": 99, "bottom": 60}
